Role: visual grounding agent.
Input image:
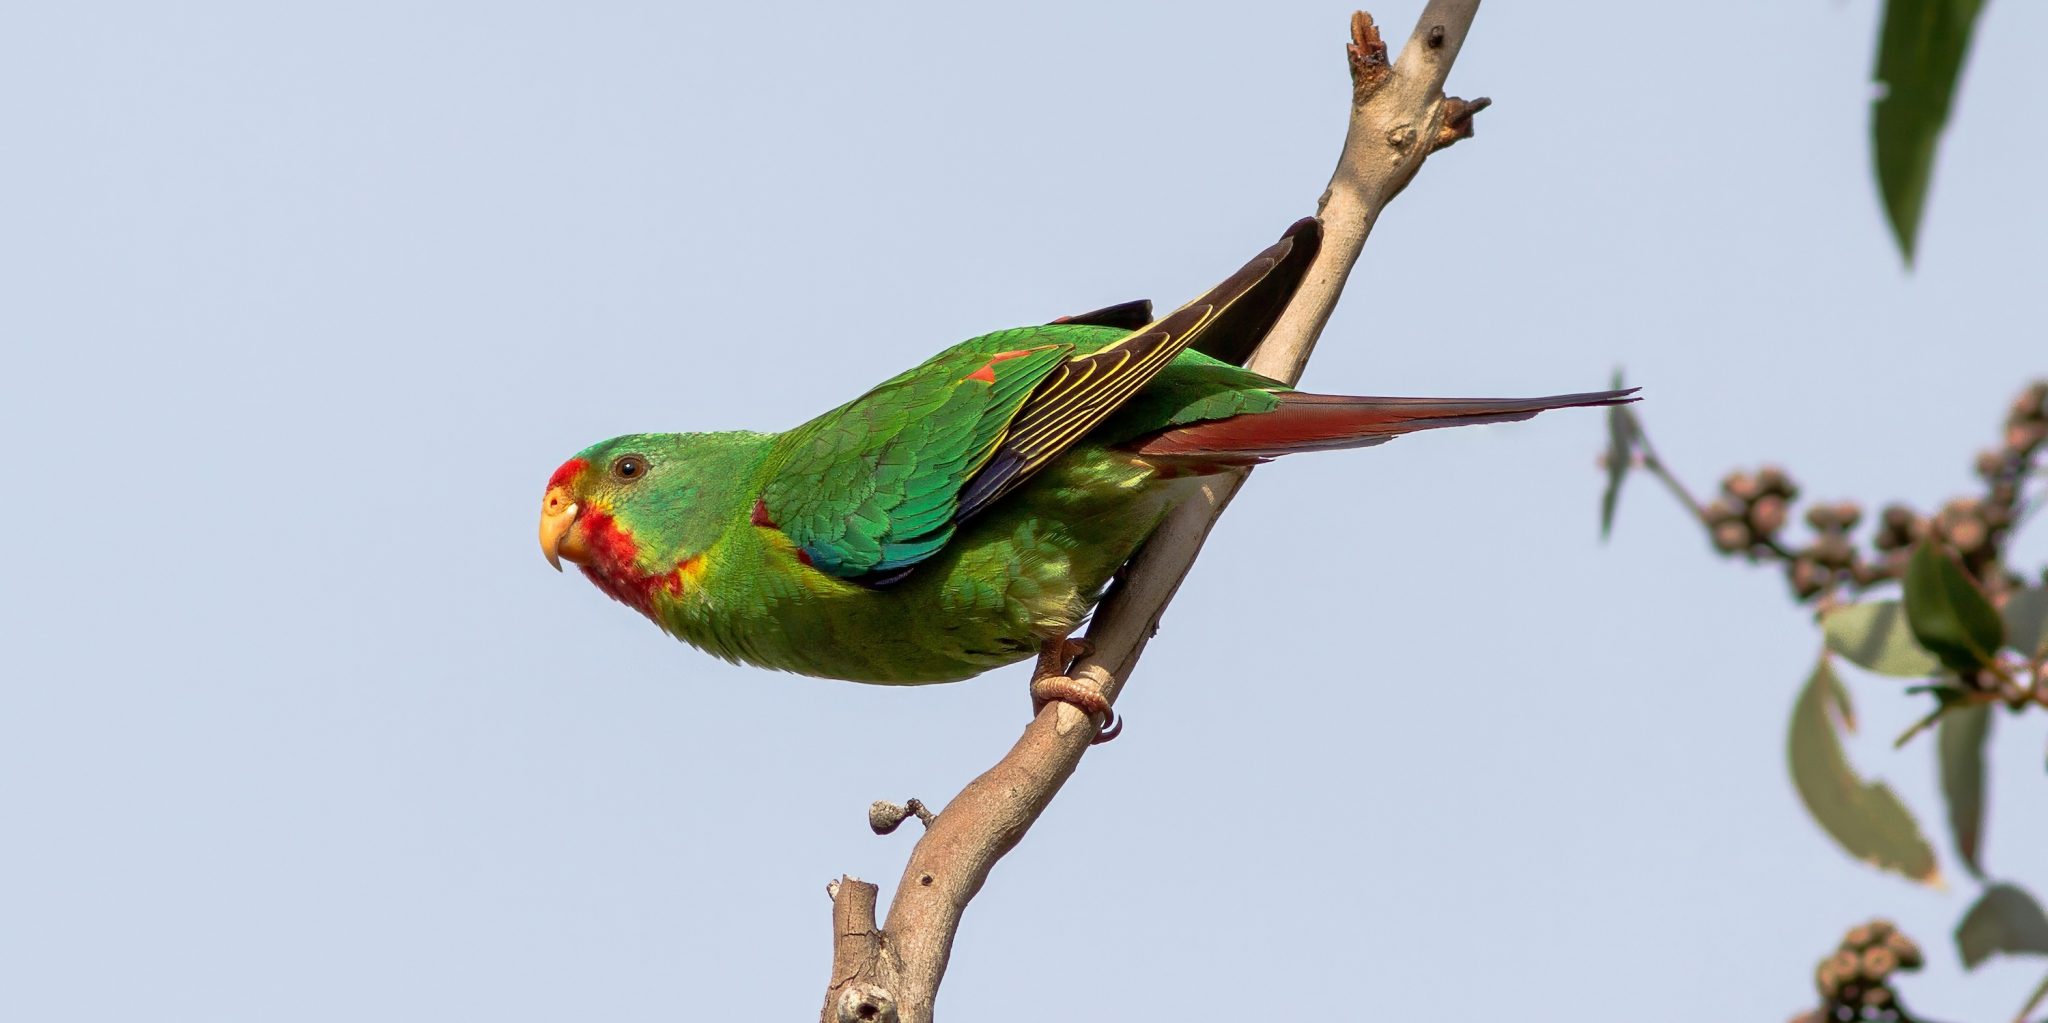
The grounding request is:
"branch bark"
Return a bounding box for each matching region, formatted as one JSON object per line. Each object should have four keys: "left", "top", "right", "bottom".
{"left": 822, "top": 6, "right": 1485, "bottom": 1020}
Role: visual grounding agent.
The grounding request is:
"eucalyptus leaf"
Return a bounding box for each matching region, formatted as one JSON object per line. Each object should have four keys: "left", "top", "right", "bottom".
{"left": 1937, "top": 704, "right": 1991, "bottom": 879}
{"left": 1956, "top": 883, "right": 2048, "bottom": 969}
{"left": 1599, "top": 368, "right": 1636, "bottom": 540}
{"left": 2003, "top": 587, "right": 2048, "bottom": 659}
{"left": 1824, "top": 600, "right": 1942, "bottom": 677}
{"left": 1786, "top": 657, "right": 1941, "bottom": 885}
{"left": 1903, "top": 542, "right": 2004, "bottom": 673}
{"left": 1872, "top": 0, "right": 1986, "bottom": 264}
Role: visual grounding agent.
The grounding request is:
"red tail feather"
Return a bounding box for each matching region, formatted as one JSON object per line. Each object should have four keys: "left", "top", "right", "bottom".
{"left": 1128, "top": 388, "right": 1639, "bottom": 465}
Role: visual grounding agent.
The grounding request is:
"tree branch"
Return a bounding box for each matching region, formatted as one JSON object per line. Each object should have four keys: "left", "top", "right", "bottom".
{"left": 821, "top": 6, "right": 1485, "bottom": 1020}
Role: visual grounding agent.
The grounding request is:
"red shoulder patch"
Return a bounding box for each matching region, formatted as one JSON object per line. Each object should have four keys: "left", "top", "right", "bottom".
{"left": 966, "top": 348, "right": 1040, "bottom": 384}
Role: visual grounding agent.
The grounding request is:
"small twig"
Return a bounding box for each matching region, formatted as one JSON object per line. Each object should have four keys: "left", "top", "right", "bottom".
{"left": 1633, "top": 435, "right": 1705, "bottom": 522}
{"left": 2015, "top": 967, "right": 2048, "bottom": 1023}
{"left": 867, "top": 799, "right": 936, "bottom": 835}
{"left": 1434, "top": 95, "right": 1492, "bottom": 149}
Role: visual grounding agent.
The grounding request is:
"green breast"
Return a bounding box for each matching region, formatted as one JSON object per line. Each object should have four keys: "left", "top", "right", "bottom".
{"left": 656, "top": 446, "right": 1173, "bottom": 684}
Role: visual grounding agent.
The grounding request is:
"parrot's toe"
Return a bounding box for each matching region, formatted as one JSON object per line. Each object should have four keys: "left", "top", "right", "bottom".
{"left": 1032, "top": 635, "right": 1093, "bottom": 679}
{"left": 1029, "top": 674, "right": 1119, "bottom": 743}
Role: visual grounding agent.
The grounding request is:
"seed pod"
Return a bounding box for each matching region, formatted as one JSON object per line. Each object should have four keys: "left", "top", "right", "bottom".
{"left": 1843, "top": 923, "right": 1876, "bottom": 949}
{"left": 1713, "top": 520, "right": 1752, "bottom": 553}
{"left": 1814, "top": 956, "right": 1844, "bottom": 997}
{"left": 1805, "top": 504, "right": 1840, "bottom": 532}
{"left": 1723, "top": 471, "right": 1762, "bottom": 503}
{"left": 1830, "top": 948, "right": 1864, "bottom": 982}
{"left": 1976, "top": 449, "right": 2007, "bottom": 479}
{"left": 2009, "top": 422, "right": 2048, "bottom": 453}
{"left": 1789, "top": 558, "right": 1829, "bottom": 599}
{"left": 2012, "top": 382, "right": 2048, "bottom": 424}
{"left": 1949, "top": 517, "right": 1988, "bottom": 554}
{"left": 1703, "top": 498, "right": 1740, "bottom": 525}
{"left": 1861, "top": 945, "right": 1899, "bottom": 979}
{"left": 1874, "top": 505, "right": 1921, "bottom": 551}
{"left": 1884, "top": 930, "right": 1923, "bottom": 969}
{"left": 1811, "top": 535, "right": 1856, "bottom": 570}
{"left": 1758, "top": 465, "right": 1798, "bottom": 500}
{"left": 1832, "top": 501, "right": 1862, "bottom": 531}
{"left": 1861, "top": 984, "right": 1894, "bottom": 1008}
{"left": 1750, "top": 495, "right": 1789, "bottom": 535}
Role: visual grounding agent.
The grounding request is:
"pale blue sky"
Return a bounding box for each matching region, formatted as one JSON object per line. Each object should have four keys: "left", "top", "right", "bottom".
{"left": 4, "top": 1, "right": 2046, "bottom": 1020}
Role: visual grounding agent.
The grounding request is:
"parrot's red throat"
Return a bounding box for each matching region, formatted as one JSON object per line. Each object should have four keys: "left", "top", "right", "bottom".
{"left": 568, "top": 509, "right": 703, "bottom": 617}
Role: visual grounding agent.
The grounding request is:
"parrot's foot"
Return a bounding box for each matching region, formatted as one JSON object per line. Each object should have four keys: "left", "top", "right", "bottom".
{"left": 1029, "top": 637, "right": 1121, "bottom": 743}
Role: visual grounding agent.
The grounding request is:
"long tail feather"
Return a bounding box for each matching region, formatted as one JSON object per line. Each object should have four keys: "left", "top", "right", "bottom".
{"left": 1128, "top": 387, "right": 1641, "bottom": 463}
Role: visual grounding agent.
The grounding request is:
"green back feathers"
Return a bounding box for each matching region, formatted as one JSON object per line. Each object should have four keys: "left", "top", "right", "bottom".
{"left": 755, "top": 220, "right": 1320, "bottom": 584}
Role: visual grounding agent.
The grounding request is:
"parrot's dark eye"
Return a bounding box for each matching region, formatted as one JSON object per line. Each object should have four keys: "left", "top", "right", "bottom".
{"left": 611, "top": 455, "right": 648, "bottom": 481}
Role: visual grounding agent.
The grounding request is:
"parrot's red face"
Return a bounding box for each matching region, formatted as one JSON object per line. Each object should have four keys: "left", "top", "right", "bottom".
{"left": 539, "top": 455, "right": 597, "bottom": 570}
{"left": 539, "top": 440, "right": 672, "bottom": 615}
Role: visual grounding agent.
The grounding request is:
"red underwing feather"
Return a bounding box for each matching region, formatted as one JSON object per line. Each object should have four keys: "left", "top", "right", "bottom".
{"left": 1128, "top": 388, "right": 1641, "bottom": 463}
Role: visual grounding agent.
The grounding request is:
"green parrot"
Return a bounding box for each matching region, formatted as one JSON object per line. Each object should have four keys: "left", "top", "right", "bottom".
{"left": 539, "top": 218, "right": 1632, "bottom": 732}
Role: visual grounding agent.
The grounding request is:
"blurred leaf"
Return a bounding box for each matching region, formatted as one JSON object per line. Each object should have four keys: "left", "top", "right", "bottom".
{"left": 1599, "top": 368, "right": 1637, "bottom": 540}
{"left": 1904, "top": 542, "right": 2004, "bottom": 673}
{"left": 2004, "top": 587, "right": 2048, "bottom": 659}
{"left": 1824, "top": 600, "right": 1943, "bottom": 677}
{"left": 1957, "top": 883, "right": 2048, "bottom": 969}
{"left": 1787, "top": 656, "right": 1941, "bottom": 885}
{"left": 1937, "top": 703, "right": 1992, "bottom": 878}
{"left": 1871, "top": 0, "right": 1985, "bottom": 264}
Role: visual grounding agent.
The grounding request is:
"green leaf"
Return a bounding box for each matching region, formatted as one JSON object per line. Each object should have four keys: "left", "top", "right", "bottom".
{"left": 1903, "top": 542, "right": 2004, "bottom": 673}
{"left": 2003, "top": 587, "right": 2048, "bottom": 659}
{"left": 1871, "top": 0, "right": 1986, "bottom": 264}
{"left": 1937, "top": 703, "right": 1992, "bottom": 879}
{"left": 1599, "top": 368, "right": 1636, "bottom": 540}
{"left": 1787, "top": 656, "right": 1941, "bottom": 885}
{"left": 1957, "top": 883, "right": 2048, "bottom": 969}
{"left": 1824, "top": 600, "right": 1943, "bottom": 677}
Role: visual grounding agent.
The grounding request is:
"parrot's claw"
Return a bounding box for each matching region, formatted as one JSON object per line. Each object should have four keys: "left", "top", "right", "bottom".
{"left": 1030, "top": 637, "right": 1119, "bottom": 744}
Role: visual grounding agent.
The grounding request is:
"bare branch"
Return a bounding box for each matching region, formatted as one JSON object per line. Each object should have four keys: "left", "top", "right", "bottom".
{"left": 821, "top": 6, "right": 1485, "bottom": 1020}
{"left": 824, "top": 877, "right": 896, "bottom": 1023}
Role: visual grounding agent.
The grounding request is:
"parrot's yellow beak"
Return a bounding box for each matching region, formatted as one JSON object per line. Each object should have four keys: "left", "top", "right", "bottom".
{"left": 539, "top": 487, "right": 582, "bottom": 572}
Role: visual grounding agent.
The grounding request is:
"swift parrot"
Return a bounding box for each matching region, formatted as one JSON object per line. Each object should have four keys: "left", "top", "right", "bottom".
{"left": 538, "top": 218, "right": 1634, "bottom": 734}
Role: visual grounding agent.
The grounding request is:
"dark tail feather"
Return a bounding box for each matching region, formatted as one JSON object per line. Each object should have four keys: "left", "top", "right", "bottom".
{"left": 1128, "top": 387, "right": 1641, "bottom": 464}
{"left": 1187, "top": 217, "right": 1323, "bottom": 366}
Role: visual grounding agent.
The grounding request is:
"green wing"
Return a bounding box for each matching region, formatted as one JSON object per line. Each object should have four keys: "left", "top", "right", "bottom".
{"left": 759, "top": 336, "right": 1074, "bottom": 580}
{"left": 759, "top": 219, "right": 1319, "bottom": 583}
